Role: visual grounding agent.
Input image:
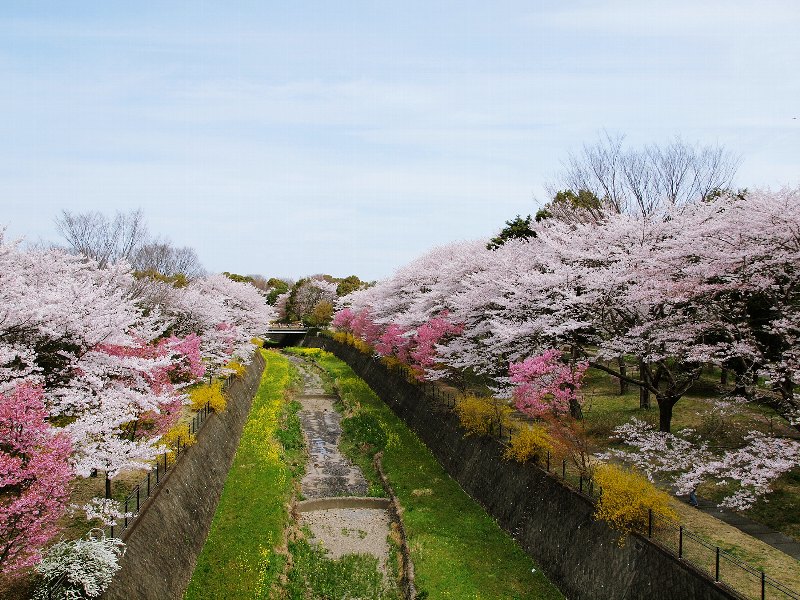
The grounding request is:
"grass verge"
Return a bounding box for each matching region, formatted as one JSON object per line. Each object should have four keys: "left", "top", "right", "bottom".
{"left": 288, "top": 347, "right": 563, "bottom": 600}
{"left": 184, "top": 350, "right": 301, "bottom": 600}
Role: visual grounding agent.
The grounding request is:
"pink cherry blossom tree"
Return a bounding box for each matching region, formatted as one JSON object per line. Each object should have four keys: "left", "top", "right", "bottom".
{"left": 509, "top": 350, "right": 589, "bottom": 418}
{"left": 0, "top": 384, "right": 72, "bottom": 573}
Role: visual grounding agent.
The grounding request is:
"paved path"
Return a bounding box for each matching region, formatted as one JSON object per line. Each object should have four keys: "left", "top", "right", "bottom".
{"left": 288, "top": 356, "right": 392, "bottom": 569}
{"left": 683, "top": 494, "right": 800, "bottom": 560}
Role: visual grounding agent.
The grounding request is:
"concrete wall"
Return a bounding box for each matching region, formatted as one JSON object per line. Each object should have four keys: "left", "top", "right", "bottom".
{"left": 103, "top": 351, "right": 266, "bottom": 600}
{"left": 304, "top": 336, "right": 737, "bottom": 600}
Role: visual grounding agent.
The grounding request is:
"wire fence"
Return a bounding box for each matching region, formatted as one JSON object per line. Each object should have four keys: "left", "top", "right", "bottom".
{"left": 320, "top": 337, "right": 800, "bottom": 600}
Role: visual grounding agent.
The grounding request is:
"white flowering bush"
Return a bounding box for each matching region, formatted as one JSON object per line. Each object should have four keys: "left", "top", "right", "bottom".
{"left": 78, "top": 498, "right": 132, "bottom": 527}
{"left": 32, "top": 530, "right": 125, "bottom": 599}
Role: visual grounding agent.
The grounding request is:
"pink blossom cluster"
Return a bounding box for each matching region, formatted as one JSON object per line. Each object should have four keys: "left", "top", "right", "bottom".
{"left": 332, "top": 307, "right": 462, "bottom": 379}
{"left": 509, "top": 350, "right": 588, "bottom": 417}
{"left": 609, "top": 419, "right": 800, "bottom": 510}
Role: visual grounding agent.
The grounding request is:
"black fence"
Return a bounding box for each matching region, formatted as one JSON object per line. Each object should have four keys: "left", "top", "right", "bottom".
{"left": 348, "top": 343, "right": 800, "bottom": 600}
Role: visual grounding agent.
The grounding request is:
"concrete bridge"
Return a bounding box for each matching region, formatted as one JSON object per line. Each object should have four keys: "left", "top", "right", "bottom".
{"left": 263, "top": 325, "right": 310, "bottom": 347}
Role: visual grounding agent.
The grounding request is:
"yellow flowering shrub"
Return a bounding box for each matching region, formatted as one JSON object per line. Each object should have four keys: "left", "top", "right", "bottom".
{"left": 454, "top": 395, "right": 512, "bottom": 437}
{"left": 161, "top": 422, "right": 196, "bottom": 457}
{"left": 251, "top": 337, "right": 264, "bottom": 347}
{"left": 293, "top": 347, "right": 324, "bottom": 358}
{"left": 593, "top": 463, "right": 676, "bottom": 542}
{"left": 380, "top": 355, "right": 404, "bottom": 371}
{"left": 189, "top": 380, "right": 227, "bottom": 413}
{"left": 331, "top": 331, "right": 372, "bottom": 354}
{"left": 503, "top": 424, "right": 554, "bottom": 464}
{"left": 226, "top": 360, "right": 247, "bottom": 378}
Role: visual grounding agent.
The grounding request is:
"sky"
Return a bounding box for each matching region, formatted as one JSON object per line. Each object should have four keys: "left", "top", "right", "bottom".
{"left": 1, "top": 1, "right": 798, "bottom": 281}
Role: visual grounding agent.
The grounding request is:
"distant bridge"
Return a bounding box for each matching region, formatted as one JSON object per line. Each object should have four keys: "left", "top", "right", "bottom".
{"left": 265, "top": 325, "right": 309, "bottom": 334}
{"left": 263, "top": 325, "right": 311, "bottom": 347}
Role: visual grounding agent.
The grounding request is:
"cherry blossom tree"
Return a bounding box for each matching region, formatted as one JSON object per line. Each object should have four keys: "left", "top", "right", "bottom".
{"left": 509, "top": 350, "right": 588, "bottom": 418}
{"left": 0, "top": 384, "right": 72, "bottom": 573}
{"left": 607, "top": 418, "right": 800, "bottom": 510}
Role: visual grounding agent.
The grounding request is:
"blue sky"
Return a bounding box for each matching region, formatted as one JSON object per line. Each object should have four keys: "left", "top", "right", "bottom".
{"left": 1, "top": 1, "right": 798, "bottom": 280}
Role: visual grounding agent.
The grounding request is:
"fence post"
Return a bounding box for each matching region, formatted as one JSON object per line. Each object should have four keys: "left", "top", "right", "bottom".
{"left": 648, "top": 509, "right": 653, "bottom": 538}
{"left": 679, "top": 526, "right": 683, "bottom": 558}
{"left": 761, "top": 571, "right": 766, "bottom": 600}
{"left": 124, "top": 498, "right": 129, "bottom": 528}
{"left": 136, "top": 485, "right": 140, "bottom": 512}
{"left": 715, "top": 547, "right": 720, "bottom": 581}
{"left": 562, "top": 459, "right": 566, "bottom": 479}
{"left": 156, "top": 462, "right": 160, "bottom": 483}
{"left": 147, "top": 471, "right": 151, "bottom": 497}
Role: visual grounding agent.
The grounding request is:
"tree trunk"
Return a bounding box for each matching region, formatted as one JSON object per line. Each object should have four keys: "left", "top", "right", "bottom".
{"left": 720, "top": 368, "right": 728, "bottom": 385}
{"left": 657, "top": 396, "right": 676, "bottom": 433}
{"left": 638, "top": 360, "right": 651, "bottom": 409}
{"left": 105, "top": 474, "right": 112, "bottom": 499}
{"left": 569, "top": 397, "right": 583, "bottom": 420}
{"left": 640, "top": 386, "right": 651, "bottom": 409}
{"left": 733, "top": 371, "right": 748, "bottom": 398}
{"left": 617, "top": 357, "right": 629, "bottom": 395}
{"left": 775, "top": 376, "right": 800, "bottom": 433}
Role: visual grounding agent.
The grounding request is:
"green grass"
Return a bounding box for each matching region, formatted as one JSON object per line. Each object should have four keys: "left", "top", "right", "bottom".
{"left": 290, "top": 347, "right": 563, "bottom": 600}
{"left": 283, "top": 539, "right": 400, "bottom": 600}
{"left": 184, "top": 350, "right": 301, "bottom": 600}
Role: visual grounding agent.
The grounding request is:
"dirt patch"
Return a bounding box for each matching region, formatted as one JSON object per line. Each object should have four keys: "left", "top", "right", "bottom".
{"left": 300, "top": 507, "right": 392, "bottom": 567}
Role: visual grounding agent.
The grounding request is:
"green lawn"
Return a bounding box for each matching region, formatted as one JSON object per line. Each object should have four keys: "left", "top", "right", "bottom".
{"left": 289, "top": 347, "right": 563, "bottom": 600}
{"left": 184, "top": 350, "right": 301, "bottom": 600}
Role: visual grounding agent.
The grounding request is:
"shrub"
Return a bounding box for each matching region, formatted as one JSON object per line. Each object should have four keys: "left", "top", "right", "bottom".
{"left": 225, "top": 360, "right": 247, "bottom": 378}
{"left": 160, "top": 422, "right": 196, "bottom": 456}
{"left": 593, "top": 463, "right": 676, "bottom": 542}
{"left": 332, "top": 331, "right": 372, "bottom": 355}
{"left": 33, "top": 530, "right": 125, "bottom": 600}
{"left": 504, "top": 424, "right": 554, "bottom": 464}
{"left": 454, "top": 395, "right": 511, "bottom": 437}
{"left": 379, "top": 355, "right": 404, "bottom": 371}
{"left": 189, "top": 380, "right": 226, "bottom": 413}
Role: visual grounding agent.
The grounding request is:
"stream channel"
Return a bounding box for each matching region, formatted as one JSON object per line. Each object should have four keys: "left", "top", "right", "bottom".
{"left": 290, "top": 356, "right": 394, "bottom": 568}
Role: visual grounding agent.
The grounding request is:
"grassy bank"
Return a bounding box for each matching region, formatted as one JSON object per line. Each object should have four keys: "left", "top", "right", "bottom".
{"left": 184, "top": 350, "right": 302, "bottom": 600}
{"left": 288, "top": 347, "right": 563, "bottom": 600}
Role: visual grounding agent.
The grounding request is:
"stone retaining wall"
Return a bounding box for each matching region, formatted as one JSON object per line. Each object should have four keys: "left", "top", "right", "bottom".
{"left": 303, "top": 335, "right": 737, "bottom": 600}
{"left": 103, "top": 351, "right": 266, "bottom": 600}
